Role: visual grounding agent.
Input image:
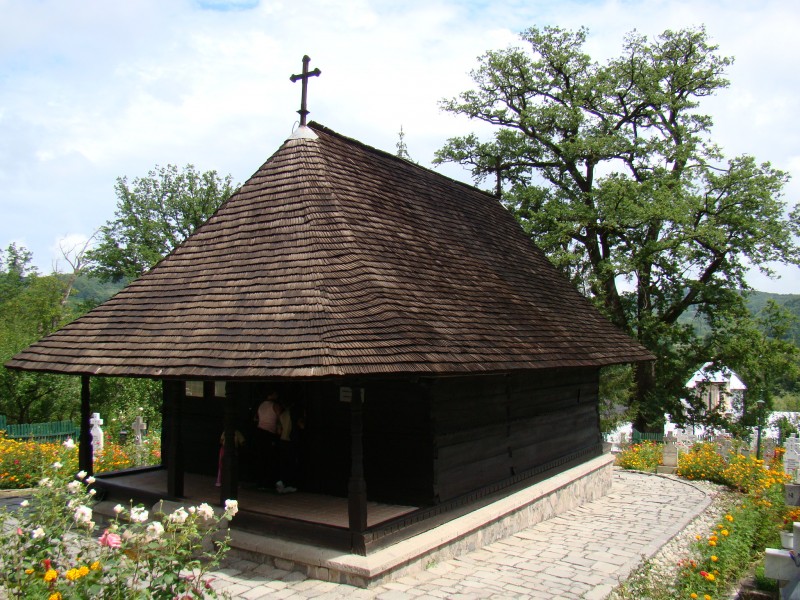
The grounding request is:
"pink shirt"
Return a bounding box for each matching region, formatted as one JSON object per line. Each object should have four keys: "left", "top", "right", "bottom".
{"left": 257, "top": 400, "right": 280, "bottom": 434}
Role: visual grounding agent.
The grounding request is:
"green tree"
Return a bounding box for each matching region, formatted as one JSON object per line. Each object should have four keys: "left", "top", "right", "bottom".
{"left": 436, "top": 26, "right": 800, "bottom": 431}
{"left": 709, "top": 300, "right": 800, "bottom": 432}
{"left": 0, "top": 245, "right": 79, "bottom": 423}
{"left": 88, "top": 164, "right": 236, "bottom": 281}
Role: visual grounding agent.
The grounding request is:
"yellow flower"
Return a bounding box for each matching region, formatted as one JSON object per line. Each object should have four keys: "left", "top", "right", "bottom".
{"left": 690, "top": 594, "right": 698, "bottom": 599}
{"left": 709, "top": 540, "right": 717, "bottom": 547}
{"left": 44, "top": 569, "right": 58, "bottom": 582}
{"left": 711, "top": 555, "right": 718, "bottom": 562}
{"left": 721, "top": 530, "right": 729, "bottom": 536}
{"left": 24, "top": 568, "right": 34, "bottom": 575}
{"left": 704, "top": 595, "right": 711, "bottom": 600}
{"left": 48, "top": 593, "right": 62, "bottom": 600}
{"left": 90, "top": 561, "right": 101, "bottom": 571}
{"left": 66, "top": 568, "right": 80, "bottom": 581}
{"left": 706, "top": 573, "right": 715, "bottom": 581}
{"left": 78, "top": 565, "right": 89, "bottom": 577}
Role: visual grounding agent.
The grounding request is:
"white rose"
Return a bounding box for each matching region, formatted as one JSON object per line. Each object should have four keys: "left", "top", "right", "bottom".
{"left": 224, "top": 499, "right": 239, "bottom": 517}
{"left": 113, "top": 504, "right": 125, "bottom": 514}
{"left": 67, "top": 481, "right": 82, "bottom": 494}
{"left": 31, "top": 527, "right": 45, "bottom": 539}
{"left": 74, "top": 505, "right": 93, "bottom": 525}
{"left": 130, "top": 507, "right": 149, "bottom": 523}
{"left": 76, "top": 470, "right": 87, "bottom": 480}
{"left": 167, "top": 507, "right": 188, "bottom": 524}
{"left": 196, "top": 503, "right": 215, "bottom": 521}
{"left": 146, "top": 521, "right": 165, "bottom": 538}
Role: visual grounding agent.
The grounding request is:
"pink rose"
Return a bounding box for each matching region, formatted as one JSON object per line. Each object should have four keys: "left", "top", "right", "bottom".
{"left": 99, "top": 529, "right": 122, "bottom": 548}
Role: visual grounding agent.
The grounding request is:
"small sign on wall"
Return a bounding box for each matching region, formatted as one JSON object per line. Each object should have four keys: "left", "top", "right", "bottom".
{"left": 340, "top": 387, "right": 352, "bottom": 403}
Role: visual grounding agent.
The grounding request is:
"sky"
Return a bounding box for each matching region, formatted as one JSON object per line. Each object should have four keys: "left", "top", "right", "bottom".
{"left": 1, "top": 0, "right": 798, "bottom": 293}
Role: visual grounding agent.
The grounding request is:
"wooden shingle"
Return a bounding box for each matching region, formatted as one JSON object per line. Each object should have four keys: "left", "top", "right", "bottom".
{"left": 6, "top": 123, "right": 652, "bottom": 378}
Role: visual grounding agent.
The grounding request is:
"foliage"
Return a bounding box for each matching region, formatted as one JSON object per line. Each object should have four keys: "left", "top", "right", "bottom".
{"left": 0, "top": 442, "right": 237, "bottom": 598}
{"left": 65, "top": 274, "right": 125, "bottom": 313}
{"left": 599, "top": 364, "right": 635, "bottom": 432}
{"left": 676, "top": 491, "right": 782, "bottom": 600}
{"left": 0, "top": 434, "right": 161, "bottom": 490}
{"left": 708, "top": 300, "right": 800, "bottom": 428}
{"left": 87, "top": 164, "right": 236, "bottom": 282}
{"left": 615, "top": 441, "right": 662, "bottom": 472}
{"left": 436, "top": 25, "right": 800, "bottom": 432}
{"left": 90, "top": 377, "right": 162, "bottom": 440}
{"left": 0, "top": 244, "right": 81, "bottom": 423}
{"left": 676, "top": 442, "right": 727, "bottom": 484}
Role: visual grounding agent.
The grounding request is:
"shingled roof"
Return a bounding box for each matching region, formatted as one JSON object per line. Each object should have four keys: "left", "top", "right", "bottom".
{"left": 7, "top": 123, "right": 652, "bottom": 379}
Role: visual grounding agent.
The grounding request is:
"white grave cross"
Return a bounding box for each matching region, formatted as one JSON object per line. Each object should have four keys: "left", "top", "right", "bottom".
{"left": 132, "top": 416, "right": 147, "bottom": 445}
{"left": 90, "top": 412, "right": 104, "bottom": 454}
{"left": 786, "top": 434, "right": 800, "bottom": 483}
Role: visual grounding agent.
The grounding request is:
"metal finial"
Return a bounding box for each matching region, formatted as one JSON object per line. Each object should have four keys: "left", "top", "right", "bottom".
{"left": 290, "top": 55, "right": 321, "bottom": 127}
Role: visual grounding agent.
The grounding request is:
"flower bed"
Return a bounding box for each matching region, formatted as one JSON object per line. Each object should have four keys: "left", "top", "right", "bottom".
{"left": 0, "top": 439, "right": 236, "bottom": 599}
{"left": 0, "top": 433, "right": 161, "bottom": 490}
{"left": 613, "top": 442, "right": 790, "bottom": 599}
{"left": 615, "top": 441, "right": 663, "bottom": 472}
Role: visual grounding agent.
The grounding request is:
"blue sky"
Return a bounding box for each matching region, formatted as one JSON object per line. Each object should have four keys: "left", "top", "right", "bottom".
{"left": 1, "top": 0, "right": 798, "bottom": 292}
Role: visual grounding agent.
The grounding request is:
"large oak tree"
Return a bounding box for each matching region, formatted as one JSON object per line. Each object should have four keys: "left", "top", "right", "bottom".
{"left": 88, "top": 164, "right": 236, "bottom": 282}
{"left": 436, "top": 26, "right": 800, "bottom": 431}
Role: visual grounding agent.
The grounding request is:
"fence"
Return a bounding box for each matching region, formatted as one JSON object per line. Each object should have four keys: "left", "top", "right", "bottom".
{"left": 631, "top": 429, "right": 665, "bottom": 444}
{"left": 0, "top": 415, "right": 80, "bottom": 443}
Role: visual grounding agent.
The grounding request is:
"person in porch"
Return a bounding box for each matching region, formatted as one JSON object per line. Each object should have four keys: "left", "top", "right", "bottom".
{"left": 253, "top": 391, "right": 297, "bottom": 493}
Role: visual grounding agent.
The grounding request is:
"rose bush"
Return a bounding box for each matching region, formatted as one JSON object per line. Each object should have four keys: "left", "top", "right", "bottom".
{"left": 0, "top": 440, "right": 237, "bottom": 599}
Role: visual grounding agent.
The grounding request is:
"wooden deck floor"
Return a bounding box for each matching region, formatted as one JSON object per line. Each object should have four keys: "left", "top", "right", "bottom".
{"left": 100, "top": 470, "right": 417, "bottom": 528}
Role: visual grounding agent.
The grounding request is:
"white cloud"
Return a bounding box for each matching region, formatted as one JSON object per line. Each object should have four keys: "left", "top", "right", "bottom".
{"left": 1, "top": 0, "right": 798, "bottom": 293}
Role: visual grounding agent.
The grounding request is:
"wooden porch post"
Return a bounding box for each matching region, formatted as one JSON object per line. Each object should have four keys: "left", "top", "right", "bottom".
{"left": 348, "top": 386, "right": 368, "bottom": 553}
{"left": 220, "top": 382, "right": 239, "bottom": 504}
{"left": 163, "top": 380, "right": 184, "bottom": 498}
{"left": 78, "top": 375, "right": 93, "bottom": 475}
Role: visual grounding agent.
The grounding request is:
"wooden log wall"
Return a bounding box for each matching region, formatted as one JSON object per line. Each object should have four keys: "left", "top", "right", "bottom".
{"left": 430, "top": 368, "right": 601, "bottom": 503}
{"left": 362, "top": 379, "right": 433, "bottom": 506}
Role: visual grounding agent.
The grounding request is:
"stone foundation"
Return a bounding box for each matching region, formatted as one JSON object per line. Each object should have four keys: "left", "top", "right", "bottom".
{"left": 228, "top": 453, "right": 615, "bottom": 588}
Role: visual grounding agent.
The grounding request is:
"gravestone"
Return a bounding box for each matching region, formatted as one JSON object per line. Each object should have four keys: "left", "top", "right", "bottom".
{"left": 657, "top": 432, "right": 678, "bottom": 475}
{"left": 90, "top": 412, "right": 104, "bottom": 455}
{"left": 764, "top": 521, "right": 800, "bottom": 598}
{"left": 786, "top": 435, "right": 800, "bottom": 506}
{"left": 132, "top": 416, "right": 147, "bottom": 445}
{"left": 717, "top": 436, "right": 732, "bottom": 460}
{"left": 765, "top": 438, "right": 777, "bottom": 461}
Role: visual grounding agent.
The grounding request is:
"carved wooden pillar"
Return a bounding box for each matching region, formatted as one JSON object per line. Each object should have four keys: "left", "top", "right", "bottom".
{"left": 348, "top": 386, "right": 367, "bottom": 554}
{"left": 163, "top": 380, "right": 184, "bottom": 498}
{"left": 78, "top": 375, "right": 93, "bottom": 475}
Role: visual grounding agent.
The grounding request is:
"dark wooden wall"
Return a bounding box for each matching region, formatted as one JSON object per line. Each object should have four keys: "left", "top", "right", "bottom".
{"left": 429, "top": 368, "right": 601, "bottom": 503}
{"left": 170, "top": 369, "right": 600, "bottom": 509}
{"left": 362, "top": 379, "right": 432, "bottom": 506}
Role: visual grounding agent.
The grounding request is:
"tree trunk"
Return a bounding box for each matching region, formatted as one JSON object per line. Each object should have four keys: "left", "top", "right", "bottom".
{"left": 633, "top": 360, "right": 663, "bottom": 433}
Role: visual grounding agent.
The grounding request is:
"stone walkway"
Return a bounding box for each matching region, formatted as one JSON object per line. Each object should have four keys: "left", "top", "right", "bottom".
{"left": 209, "top": 469, "right": 720, "bottom": 599}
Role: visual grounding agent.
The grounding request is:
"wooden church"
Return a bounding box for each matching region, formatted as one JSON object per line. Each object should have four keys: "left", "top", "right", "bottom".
{"left": 7, "top": 65, "right": 652, "bottom": 555}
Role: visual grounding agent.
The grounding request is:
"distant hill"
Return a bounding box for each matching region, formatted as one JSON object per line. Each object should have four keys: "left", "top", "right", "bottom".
{"left": 65, "top": 274, "right": 126, "bottom": 310}
{"left": 744, "top": 291, "right": 800, "bottom": 342}
{"left": 678, "top": 290, "right": 800, "bottom": 343}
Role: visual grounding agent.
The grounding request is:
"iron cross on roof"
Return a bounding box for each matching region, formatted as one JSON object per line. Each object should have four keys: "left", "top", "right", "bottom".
{"left": 290, "top": 55, "right": 321, "bottom": 127}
